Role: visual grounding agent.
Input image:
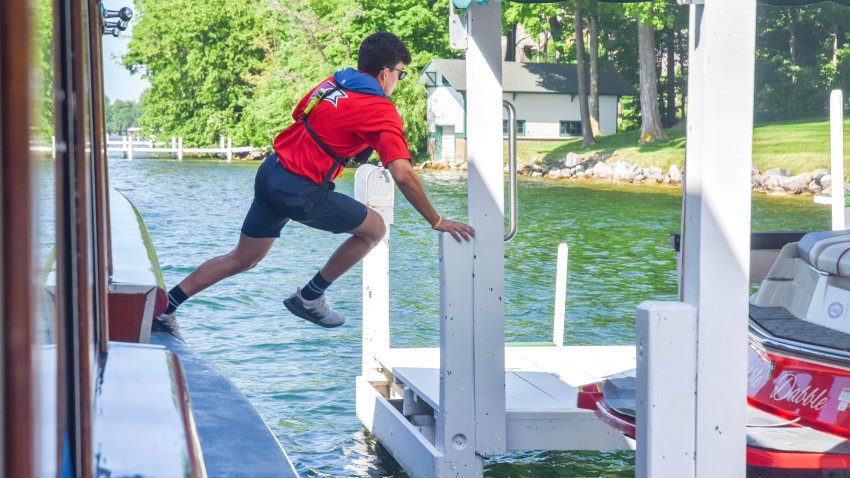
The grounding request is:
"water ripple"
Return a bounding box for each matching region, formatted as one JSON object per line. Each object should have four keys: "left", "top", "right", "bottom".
{"left": 109, "top": 156, "right": 829, "bottom": 476}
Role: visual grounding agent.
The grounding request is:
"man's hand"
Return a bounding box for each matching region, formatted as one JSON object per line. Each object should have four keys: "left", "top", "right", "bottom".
{"left": 386, "top": 159, "right": 475, "bottom": 242}
{"left": 433, "top": 218, "right": 475, "bottom": 242}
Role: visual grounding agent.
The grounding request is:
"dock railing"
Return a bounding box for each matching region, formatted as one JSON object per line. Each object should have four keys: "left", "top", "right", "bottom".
{"left": 103, "top": 135, "right": 255, "bottom": 161}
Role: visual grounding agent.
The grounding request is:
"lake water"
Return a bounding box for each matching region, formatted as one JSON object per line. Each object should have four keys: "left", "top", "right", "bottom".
{"left": 109, "top": 156, "right": 829, "bottom": 477}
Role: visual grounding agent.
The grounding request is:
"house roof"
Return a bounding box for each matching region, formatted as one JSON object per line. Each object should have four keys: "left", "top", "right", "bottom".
{"left": 420, "top": 59, "right": 637, "bottom": 97}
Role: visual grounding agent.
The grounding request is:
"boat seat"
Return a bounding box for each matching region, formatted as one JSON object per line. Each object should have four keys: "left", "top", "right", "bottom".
{"left": 749, "top": 303, "right": 850, "bottom": 353}
{"left": 797, "top": 230, "right": 850, "bottom": 276}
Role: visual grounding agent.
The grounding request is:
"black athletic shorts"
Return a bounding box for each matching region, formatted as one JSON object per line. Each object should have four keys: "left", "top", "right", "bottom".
{"left": 240, "top": 153, "right": 368, "bottom": 238}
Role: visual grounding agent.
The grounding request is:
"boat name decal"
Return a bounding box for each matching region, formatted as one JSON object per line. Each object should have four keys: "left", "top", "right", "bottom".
{"left": 769, "top": 373, "right": 829, "bottom": 411}
{"left": 748, "top": 362, "right": 769, "bottom": 391}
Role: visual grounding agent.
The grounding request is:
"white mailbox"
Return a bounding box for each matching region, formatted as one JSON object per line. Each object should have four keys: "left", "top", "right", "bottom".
{"left": 354, "top": 164, "right": 394, "bottom": 225}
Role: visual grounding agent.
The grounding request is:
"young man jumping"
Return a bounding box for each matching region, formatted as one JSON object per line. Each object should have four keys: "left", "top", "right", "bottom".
{"left": 155, "top": 32, "right": 474, "bottom": 338}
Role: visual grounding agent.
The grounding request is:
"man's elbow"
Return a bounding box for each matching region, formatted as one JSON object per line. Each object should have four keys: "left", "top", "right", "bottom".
{"left": 389, "top": 162, "right": 416, "bottom": 187}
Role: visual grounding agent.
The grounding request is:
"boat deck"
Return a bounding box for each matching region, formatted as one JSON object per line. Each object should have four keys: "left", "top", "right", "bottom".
{"left": 152, "top": 332, "right": 299, "bottom": 477}
{"left": 374, "top": 344, "right": 636, "bottom": 451}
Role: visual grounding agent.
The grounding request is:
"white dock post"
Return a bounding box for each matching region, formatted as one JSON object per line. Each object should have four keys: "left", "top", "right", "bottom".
{"left": 636, "top": 301, "right": 697, "bottom": 478}
{"left": 171, "top": 137, "right": 177, "bottom": 159}
{"left": 466, "top": 0, "right": 506, "bottom": 455}
{"left": 676, "top": 1, "right": 755, "bottom": 476}
{"left": 553, "top": 243, "right": 568, "bottom": 346}
{"left": 227, "top": 137, "right": 233, "bottom": 162}
{"left": 354, "top": 165, "right": 394, "bottom": 378}
{"left": 122, "top": 135, "right": 128, "bottom": 158}
{"left": 220, "top": 136, "right": 225, "bottom": 150}
{"left": 436, "top": 234, "right": 482, "bottom": 475}
{"left": 51, "top": 135, "right": 56, "bottom": 159}
{"left": 127, "top": 136, "right": 134, "bottom": 160}
{"left": 177, "top": 137, "right": 183, "bottom": 161}
{"left": 830, "top": 90, "right": 846, "bottom": 230}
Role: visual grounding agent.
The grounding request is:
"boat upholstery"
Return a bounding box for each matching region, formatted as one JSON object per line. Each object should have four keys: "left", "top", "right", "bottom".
{"left": 750, "top": 303, "right": 850, "bottom": 353}
{"left": 797, "top": 230, "right": 850, "bottom": 276}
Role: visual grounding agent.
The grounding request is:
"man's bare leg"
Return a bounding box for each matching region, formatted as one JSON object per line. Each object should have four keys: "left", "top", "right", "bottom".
{"left": 177, "top": 233, "right": 276, "bottom": 297}
{"left": 283, "top": 209, "right": 385, "bottom": 328}
{"left": 319, "top": 208, "right": 386, "bottom": 282}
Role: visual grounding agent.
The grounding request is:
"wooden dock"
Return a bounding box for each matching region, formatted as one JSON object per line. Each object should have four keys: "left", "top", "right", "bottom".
{"left": 371, "top": 345, "right": 635, "bottom": 451}
{"left": 353, "top": 165, "right": 634, "bottom": 478}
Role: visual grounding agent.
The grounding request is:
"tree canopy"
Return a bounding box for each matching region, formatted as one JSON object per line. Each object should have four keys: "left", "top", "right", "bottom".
{"left": 123, "top": 0, "right": 850, "bottom": 154}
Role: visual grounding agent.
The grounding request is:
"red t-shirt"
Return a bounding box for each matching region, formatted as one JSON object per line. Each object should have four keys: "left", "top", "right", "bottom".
{"left": 273, "top": 76, "right": 411, "bottom": 184}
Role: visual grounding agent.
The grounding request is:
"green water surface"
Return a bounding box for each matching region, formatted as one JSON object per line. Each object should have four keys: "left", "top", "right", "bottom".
{"left": 110, "top": 157, "right": 829, "bottom": 477}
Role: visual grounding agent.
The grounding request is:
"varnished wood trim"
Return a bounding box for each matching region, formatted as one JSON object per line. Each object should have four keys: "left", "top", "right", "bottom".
{"left": 87, "top": 0, "right": 110, "bottom": 358}
{"left": 1, "top": 0, "right": 37, "bottom": 476}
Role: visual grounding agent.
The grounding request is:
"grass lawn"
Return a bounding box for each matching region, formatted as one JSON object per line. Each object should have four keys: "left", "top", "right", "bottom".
{"left": 515, "top": 118, "right": 850, "bottom": 176}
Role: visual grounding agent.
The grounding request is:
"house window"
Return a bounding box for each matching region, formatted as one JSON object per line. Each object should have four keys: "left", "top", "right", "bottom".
{"left": 503, "top": 119, "right": 526, "bottom": 137}
{"left": 560, "top": 121, "right": 583, "bottom": 137}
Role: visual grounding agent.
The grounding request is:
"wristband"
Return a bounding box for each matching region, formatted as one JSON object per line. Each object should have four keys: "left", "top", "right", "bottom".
{"left": 431, "top": 216, "right": 443, "bottom": 229}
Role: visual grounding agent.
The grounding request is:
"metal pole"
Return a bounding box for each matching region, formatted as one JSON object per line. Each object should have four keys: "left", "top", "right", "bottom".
{"left": 553, "top": 243, "right": 568, "bottom": 347}
{"left": 830, "top": 90, "right": 845, "bottom": 230}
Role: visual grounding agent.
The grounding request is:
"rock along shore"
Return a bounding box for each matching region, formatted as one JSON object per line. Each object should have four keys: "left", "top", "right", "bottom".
{"left": 418, "top": 152, "right": 847, "bottom": 196}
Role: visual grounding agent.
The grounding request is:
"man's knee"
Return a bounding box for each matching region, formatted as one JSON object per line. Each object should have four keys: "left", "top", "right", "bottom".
{"left": 354, "top": 213, "right": 386, "bottom": 247}
{"left": 230, "top": 247, "right": 268, "bottom": 272}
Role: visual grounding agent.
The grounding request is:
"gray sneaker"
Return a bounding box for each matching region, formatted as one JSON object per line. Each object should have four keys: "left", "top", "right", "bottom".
{"left": 283, "top": 288, "right": 345, "bottom": 328}
{"left": 153, "top": 312, "right": 185, "bottom": 342}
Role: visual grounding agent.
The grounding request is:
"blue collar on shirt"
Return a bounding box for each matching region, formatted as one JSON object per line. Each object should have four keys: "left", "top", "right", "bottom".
{"left": 332, "top": 68, "right": 387, "bottom": 98}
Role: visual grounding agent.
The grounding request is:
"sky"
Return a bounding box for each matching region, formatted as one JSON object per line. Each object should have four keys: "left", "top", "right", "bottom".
{"left": 102, "top": 22, "right": 148, "bottom": 102}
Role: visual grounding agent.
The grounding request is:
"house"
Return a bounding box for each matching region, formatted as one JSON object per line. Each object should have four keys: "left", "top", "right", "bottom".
{"left": 419, "top": 59, "right": 636, "bottom": 164}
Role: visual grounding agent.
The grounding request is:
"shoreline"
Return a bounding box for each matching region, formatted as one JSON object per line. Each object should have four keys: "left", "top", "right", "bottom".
{"left": 417, "top": 155, "right": 844, "bottom": 198}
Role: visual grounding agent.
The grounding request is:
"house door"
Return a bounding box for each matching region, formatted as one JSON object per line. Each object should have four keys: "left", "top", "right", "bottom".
{"left": 434, "top": 126, "right": 442, "bottom": 162}
{"left": 440, "top": 125, "right": 455, "bottom": 163}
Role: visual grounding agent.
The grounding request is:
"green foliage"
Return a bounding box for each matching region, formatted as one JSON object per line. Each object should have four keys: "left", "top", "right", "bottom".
{"left": 121, "top": 0, "right": 850, "bottom": 156}
{"left": 755, "top": 3, "right": 850, "bottom": 121}
{"left": 123, "top": 0, "right": 454, "bottom": 158}
{"left": 125, "top": 0, "right": 266, "bottom": 145}
{"left": 33, "top": 0, "right": 54, "bottom": 138}
{"left": 105, "top": 97, "right": 144, "bottom": 134}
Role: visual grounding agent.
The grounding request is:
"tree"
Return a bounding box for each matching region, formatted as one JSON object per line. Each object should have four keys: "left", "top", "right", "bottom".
{"left": 574, "top": 0, "right": 595, "bottom": 146}
{"left": 106, "top": 98, "right": 143, "bottom": 134}
{"left": 588, "top": 0, "right": 601, "bottom": 136}
{"left": 123, "top": 0, "right": 266, "bottom": 145}
{"left": 626, "top": 0, "right": 670, "bottom": 144}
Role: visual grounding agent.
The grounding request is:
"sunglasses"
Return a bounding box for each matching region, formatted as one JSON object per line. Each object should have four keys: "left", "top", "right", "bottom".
{"left": 388, "top": 67, "right": 407, "bottom": 80}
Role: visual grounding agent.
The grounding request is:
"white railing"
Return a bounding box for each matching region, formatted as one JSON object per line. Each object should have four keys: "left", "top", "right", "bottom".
{"left": 106, "top": 136, "right": 254, "bottom": 161}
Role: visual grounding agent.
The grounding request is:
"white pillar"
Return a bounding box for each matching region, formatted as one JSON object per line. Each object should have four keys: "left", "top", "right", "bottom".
{"left": 227, "top": 137, "right": 233, "bottom": 162}
{"left": 436, "top": 234, "right": 481, "bottom": 475}
{"left": 466, "top": 0, "right": 506, "bottom": 455}
{"left": 553, "top": 243, "right": 568, "bottom": 346}
{"left": 177, "top": 137, "right": 183, "bottom": 161}
{"left": 636, "top": 301, "right": 697, "bottom": 478}
{"left": 679, "top": 1, "right": 755, "bottom": 476}
{"left": 128, "top": 137, "right": 134, "bottom": 160}
{"left": 354, "top": 165, "right": 394, "bottom": 378}
{"left": 171, "top": 137, "right": 177, "bottom": 159}
{"left": 830, "top": 90, "right": 846, "bottom": 230}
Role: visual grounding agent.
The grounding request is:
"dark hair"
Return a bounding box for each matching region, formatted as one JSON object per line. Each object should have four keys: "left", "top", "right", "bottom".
{"left": 357, "top": 32, "right": 412, "bottom": 77}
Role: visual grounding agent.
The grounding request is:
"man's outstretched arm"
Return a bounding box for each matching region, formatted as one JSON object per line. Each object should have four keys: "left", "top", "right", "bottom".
{"left": 386, "top": 159, "right": 475, "bottom": 242}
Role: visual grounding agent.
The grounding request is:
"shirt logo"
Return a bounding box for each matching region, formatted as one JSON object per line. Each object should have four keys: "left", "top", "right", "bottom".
{"left": 313, "top": 81, "right": 347, "bottom": 108}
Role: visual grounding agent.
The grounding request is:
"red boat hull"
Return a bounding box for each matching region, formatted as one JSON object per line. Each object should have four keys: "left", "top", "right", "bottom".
{"left": 577, "top": 341, "right": 850, "bottom": 473}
